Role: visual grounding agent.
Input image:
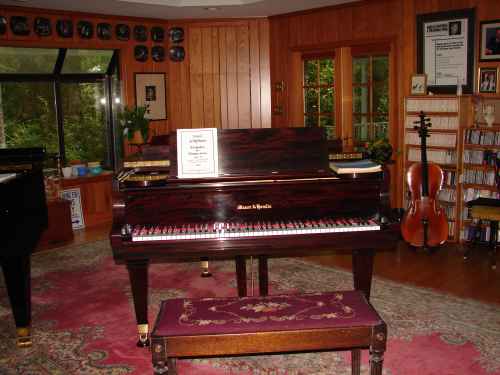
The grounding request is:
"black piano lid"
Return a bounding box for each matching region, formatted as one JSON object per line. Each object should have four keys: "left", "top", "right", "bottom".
{"left": 0, "top": 147, "right": 46, "bottom": 163}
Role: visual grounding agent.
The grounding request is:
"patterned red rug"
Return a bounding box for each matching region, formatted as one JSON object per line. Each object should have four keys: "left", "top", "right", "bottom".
{"left": 0, "top": 240, "right": 499, "bottom": 374}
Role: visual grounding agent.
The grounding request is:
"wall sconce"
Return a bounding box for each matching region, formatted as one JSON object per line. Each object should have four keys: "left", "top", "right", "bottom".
{"left": 272, "top": 105, "right": 284, "bottom": 115}
{"left": 274, "top": 81, "right": 286, "bottom": 92}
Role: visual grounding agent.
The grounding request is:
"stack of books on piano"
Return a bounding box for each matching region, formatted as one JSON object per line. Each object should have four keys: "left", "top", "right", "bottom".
{"left": 329, "top": 159, "right": 382, "bottom": 174}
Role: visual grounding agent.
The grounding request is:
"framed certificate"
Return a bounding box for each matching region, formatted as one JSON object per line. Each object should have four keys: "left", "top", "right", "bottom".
{"left": 177, "top": 128, "right": 219, "bottom": 179}
{"left": 416, "top": 8, "right": 475, "bottom": 94}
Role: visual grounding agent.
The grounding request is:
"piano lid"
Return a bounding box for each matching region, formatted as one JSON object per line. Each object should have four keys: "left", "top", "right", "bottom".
{"left": 168, "top": 127, "right": 329, "bottom": 178}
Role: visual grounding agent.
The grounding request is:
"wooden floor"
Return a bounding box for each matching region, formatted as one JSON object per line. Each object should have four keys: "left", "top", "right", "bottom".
{"left": 49, "top": 223, "right": 500, "bottom": 305}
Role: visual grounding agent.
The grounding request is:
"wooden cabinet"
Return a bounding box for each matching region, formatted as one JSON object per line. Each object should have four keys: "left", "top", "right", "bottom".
{"left": 459, "top": 97, "right": 500, "bottom": 243}
{"left": 61, "top": 172, "right": 113, "bottom": 228}
{"left": 403, "top": 95, "right": 471, "bottom": 242}
{"left": 37, "top": 198, "right": 73, "bottom": 250}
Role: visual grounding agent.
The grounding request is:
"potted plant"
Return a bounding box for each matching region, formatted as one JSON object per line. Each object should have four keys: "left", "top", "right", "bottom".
{"left": 118, "top": 105, "right": 150, "bottom": 144}
{"left": 365, "top": 138, "right": 393, "bottom": 165}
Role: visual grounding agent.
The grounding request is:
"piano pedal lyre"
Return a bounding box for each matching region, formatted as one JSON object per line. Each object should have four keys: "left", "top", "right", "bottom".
{"left": 137, "top": 323, "right": 150, "bottom": 347}
{"left": 200, "top": 258, "right": 212, "bottom": 278}
{"left": 16, "top": 327, "right": 32, "bottom": 348}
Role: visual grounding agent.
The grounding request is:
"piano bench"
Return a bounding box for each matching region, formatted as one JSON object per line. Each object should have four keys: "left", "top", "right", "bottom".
{"left": 151, "top": 290, "right": 387, "bottom": 375}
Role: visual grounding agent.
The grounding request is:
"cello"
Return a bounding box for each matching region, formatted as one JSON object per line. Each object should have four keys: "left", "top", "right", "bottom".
{"left": 401, "top": 111, "right": 448, "bottom": 249}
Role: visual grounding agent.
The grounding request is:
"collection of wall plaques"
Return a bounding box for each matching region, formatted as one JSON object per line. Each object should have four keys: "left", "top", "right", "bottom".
{"left": 1, "top": 14, "right": 184, "bottom": 62}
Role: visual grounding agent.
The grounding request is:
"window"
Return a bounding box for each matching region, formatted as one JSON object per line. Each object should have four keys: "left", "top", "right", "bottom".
{"left": 352, "top": 54, "right": 389, "bottom": 145}
{"left": 0, "top": 47, "right": 120, "bottom": 169}
{"left": 303, "top": 56, "right": 336, "bottom": 139}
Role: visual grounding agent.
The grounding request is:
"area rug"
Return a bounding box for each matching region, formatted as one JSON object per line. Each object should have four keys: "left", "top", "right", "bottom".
{"left": 0, "top": 240, "right": 499, "bottom": 375}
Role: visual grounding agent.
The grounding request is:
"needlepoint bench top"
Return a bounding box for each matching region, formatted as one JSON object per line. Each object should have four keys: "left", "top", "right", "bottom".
{"left": 152, "top": 290, "right": 382, "bottom": 337}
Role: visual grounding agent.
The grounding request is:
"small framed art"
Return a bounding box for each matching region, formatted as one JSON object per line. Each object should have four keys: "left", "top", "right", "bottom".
{"left": 478, "top": 67, "right": 498, "bottom": 94}
{"left": 479, "top": 20, "right": 500, "bottom": 62}
{"left": 410, "top": 74, "right": 427, "bottom": 95}
{"left": 135, "top": 73, "right": 167, "bottom": 120}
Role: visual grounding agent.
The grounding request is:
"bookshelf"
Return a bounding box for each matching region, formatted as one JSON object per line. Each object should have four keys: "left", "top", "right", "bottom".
{"left": 403, "top": 95, "right": 472, "bottom": 242}
{"left": 459, "top": 97, "right": 500, "bottom": 244}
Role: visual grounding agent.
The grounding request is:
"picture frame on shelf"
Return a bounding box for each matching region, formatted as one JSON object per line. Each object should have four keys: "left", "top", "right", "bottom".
{"left": 478, "top": 67, "right": 498, "bottom": 94}
{"left": 410, "top": 74, "right": 427, "bottom": 95}
{"left": 134, "top": 73, "right": 167, "bottom": 120}
{"left": 479, "top": 19, "right": 500, "bottom": 62}
{"left": 416, "top": 8, "right": 475, "bottom": 94}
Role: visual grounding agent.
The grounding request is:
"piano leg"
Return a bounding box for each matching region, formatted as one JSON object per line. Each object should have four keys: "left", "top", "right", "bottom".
{"left": 0, "top": 255, "right": 32, "bottom": 348}
{"left": 235, "top": 256, "right": 247, "bottom": 297}
{"left": 352, "top": 249, "right": 374, "bottom": 300}
{"left": 258, "top": 255, "right": 268, "bottom": 296}
{"left": 126, "top": 260, "right": 150, "bottom": 347}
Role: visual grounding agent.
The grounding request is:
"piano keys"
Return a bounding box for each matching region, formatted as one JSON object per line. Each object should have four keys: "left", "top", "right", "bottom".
{"left": 110, "top": 127, "right": 400, "bottom": 346}
{"left": 0, "top": 147, "right": 48, "bottom": 348}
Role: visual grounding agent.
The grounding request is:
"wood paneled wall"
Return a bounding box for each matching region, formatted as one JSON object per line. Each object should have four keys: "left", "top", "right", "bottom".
{"left": 184, "top": 20, "right": 271, "bottom": 130}
{"left": 269, "top": 0, "right": 500, "bottom": 207}
{"left": 0, "top": 7, "right": 271, "bottom": 156}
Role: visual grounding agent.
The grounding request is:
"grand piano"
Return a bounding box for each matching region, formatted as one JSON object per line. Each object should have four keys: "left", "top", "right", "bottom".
{"left": 110, "top": 127, "right": 400, "bottom": 346}
{"left": 0, "top": 147, "right": 48, "bottom": 347}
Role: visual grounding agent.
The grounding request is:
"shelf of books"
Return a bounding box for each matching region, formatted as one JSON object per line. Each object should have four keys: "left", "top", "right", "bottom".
{"left": 459, "top": 97, "right": 500, "bottom": 244}
{"left": 403, "top": 95, "right": 472, "bottom": 242}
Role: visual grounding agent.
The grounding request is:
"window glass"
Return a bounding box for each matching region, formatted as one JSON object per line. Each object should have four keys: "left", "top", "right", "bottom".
{"left": 352, "top": 55, "right": 389, "bottom": 145}
{"left": 353, "top": 57, "right": 369, "bottom": 85}
{"left": 0, "top": 47, "right": 120, "bottom": 168}
{"left": 62, "top": 49, "right": 114, "bottom": 74}
{"left": 303, "top": 56, "right": 336, "bottom": 139}
{"left": 61, "top": 82, "right": 108, "bottom": 163}
{"left": 1, "top": 82, "right": 58, "bottom": 152}
{"left": 0, "top": 47, "right": 59, "bottom": 74}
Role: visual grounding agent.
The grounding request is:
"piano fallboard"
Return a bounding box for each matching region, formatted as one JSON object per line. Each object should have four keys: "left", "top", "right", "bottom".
{"left": 113, "top": 173, "right": 383, "bottom": 227}
{"left": 111, "top": 223, "right": 399, "bottom": 263}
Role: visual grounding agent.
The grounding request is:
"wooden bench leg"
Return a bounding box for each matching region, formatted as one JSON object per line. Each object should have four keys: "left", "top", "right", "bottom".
{"left": 351, "top": 349, "right": 361, "bottom": 375}
{"left": 369, "top": 349, "right": 385, "bottom": 375}
{"left": 152, "top": 357, "right": 177, "bottom": 374}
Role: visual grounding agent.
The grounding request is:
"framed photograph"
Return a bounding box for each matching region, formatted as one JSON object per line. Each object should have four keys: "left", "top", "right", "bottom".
{"left": 478, "top": 67, "right": 498, "bottom": 94}
{"left": 480, "top": 20, "right": 500, "bottom": 61}
{"left": 416, "top": 8, "right": 475, "bottom": 94}
{"left": 410, "top": 74, "right": 427, "bottom": 95}
{"left": 135, "top": 73, "right": 167, "bottom": 120}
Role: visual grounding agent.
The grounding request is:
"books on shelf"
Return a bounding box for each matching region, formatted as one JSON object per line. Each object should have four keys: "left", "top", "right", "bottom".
{"left": 405, "top": 131, "right": 457, "bottom": 147}
{"left": 405, "top": 115, "right": 459, "bottom": 130}
{"left": 329, "top": 159, "right": 382, "bottom": 174}
{"left": 464, "top": 129, "right": 500, "bottom": 146}
{"left": 407, "top": 148, "right": 456, "bottom": 164}
{"left": 406, "top": 98, "right": 458, "bottom": 113}
{"left": 463, "top": 149, "right": 499, "bottom": 166}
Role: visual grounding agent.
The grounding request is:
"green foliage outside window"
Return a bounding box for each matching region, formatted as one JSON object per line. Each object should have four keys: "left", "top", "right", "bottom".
{"left": 303, "top": 57, "right": 336, "bottom": 140}
{"left": 352, "top": 55, "right": 389, "bottom": 146}
{"left": 0, "top": 47, "right": 116, "bottom": 166}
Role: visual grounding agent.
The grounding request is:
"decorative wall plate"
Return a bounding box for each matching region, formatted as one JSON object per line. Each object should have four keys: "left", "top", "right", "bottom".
{"left": 169, "top": 27, "right": 184, "bottom": 43}
{"left": 10, "top": 16, "right": 30, "bottom": 36}
{"left": 152, "top": 46, "right": 165, "bottom": 62}
{"left": 97, "top": 23, "right": 112, "bottom": 40}
{"left": 134, "top": 45, "right": 148, "bottom": 62}
{"left": 115, "top": 24, "right": 130, "bottom": 41}
{"left": 169, "top": 46, "right": 185, "bottom": 62}
{"left": 77, "top": 20, "right": 93, "bottom": 39}
{"left": 151, "top": 26, "right": 164, "bottom": 42}
{"left": 34, "top": 17, "right": 51, "bottom": 36}
{"left": 56, "top": 19, "right": 73, "bottom": 38}
{"left": 133, "top": 25, "right": 147, "bottom": 42}
{"left": 0, "top": 16, "right": 8, "bottom": 35}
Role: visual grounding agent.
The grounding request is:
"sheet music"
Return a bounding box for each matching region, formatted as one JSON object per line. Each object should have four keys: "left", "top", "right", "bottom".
{"left": 0, "top": 173, "right": 18, "bottom": 184}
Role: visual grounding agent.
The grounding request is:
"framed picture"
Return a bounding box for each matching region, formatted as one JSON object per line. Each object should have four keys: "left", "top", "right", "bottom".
{"left": 135, "top": 73, "right": 167, "bottom": 120}
{"left": 410, "top": 74, "right": 427, "bottom": 95}
{"left": 478, "top": 67, "right": 498, "bottom": 94}
{"left": 416, "top": 8, "right": 475, "bottom": 94}
{"left": 480, "top": 20, "right": 500, "bottom": 61}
